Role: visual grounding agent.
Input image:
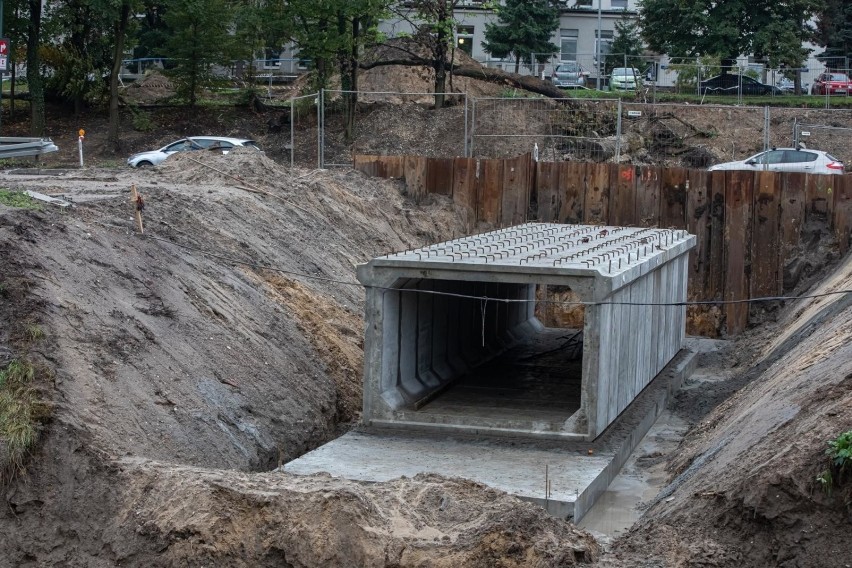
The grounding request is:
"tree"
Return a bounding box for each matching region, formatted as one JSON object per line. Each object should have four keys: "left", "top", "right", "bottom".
{"left": 163, "top": 0, "right": 234, "bottom": 107}
{"left": 27, "top": 0, "right": 45, "bottom": 135}
{"left": 815, "top": 0, "right": 852, "bottom": 66}
{"left": 285, "top": 0, "right": 389, "bottom": 139}
{"left": 387, "top": 0, "right": 460, "bottom": 108}
{"left": 604, "top": 15, "right": 644, "bottom": 74}
{"left": 106, "top": 0, "right": 135, "bottom": 149}
{"left": 481, "top": 0, "right": 560, "bottom": 74}
{"left": 639, "top": 0, "right": 824, "bottom": 72}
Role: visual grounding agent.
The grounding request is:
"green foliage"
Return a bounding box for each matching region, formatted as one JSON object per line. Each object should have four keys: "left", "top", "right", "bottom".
{"left": 0, "top": 360, "right": 51, "bottom": 479}
{"left": 0, "top": 190, "right": 42, "bottom": 210}
{"left": 639, "top": 0, "right": 823, "bottom": 68}
{"left": 482, "top": 0, "right": 560, "bottom": 73}
{"left": 163, "top": 0, "right": 234, "bottom": 107}
{"left": 605, "top": 15, "right": 645, "bottom": 74}
{"left": 670, "top": 56, "right": 721, "bottom": 93}
{"left": 130, "top": 106, "right": 155, "bottom": 132}
{"left": 25, "top": 324, "right": 44, "bottom": 343}
{"left": 815, "top": 0, "right": 852, "bottom": 62}
{"left": 827, "top": 431, "right": 852, "bottom": 471}
{"left": 817, "top": 430, "right": 852, "bottom": 495}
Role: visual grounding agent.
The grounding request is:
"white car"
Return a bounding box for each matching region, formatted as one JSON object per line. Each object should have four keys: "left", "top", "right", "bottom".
{"left": 127, "top": 136, "right": 261, "bottom": 167}
{"left": 609, "top": 67, "right": 640, "bottom": 90}
{"left": 708, "top": 148, "right": 845, "bottom": 175}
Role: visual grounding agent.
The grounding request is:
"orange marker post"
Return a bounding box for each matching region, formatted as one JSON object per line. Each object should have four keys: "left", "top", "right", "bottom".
{"left": 78, "top": 129, "right": 85, "bottom": 168}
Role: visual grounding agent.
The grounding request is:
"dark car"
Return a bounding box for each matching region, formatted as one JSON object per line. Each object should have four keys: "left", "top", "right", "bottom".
{"left": 699, "top": 74, "right": 783, "bottom": 96}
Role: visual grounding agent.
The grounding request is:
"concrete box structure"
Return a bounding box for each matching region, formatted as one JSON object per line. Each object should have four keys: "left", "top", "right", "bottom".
{"left": 357, "top": 223, "right": 695, "bottom": 441}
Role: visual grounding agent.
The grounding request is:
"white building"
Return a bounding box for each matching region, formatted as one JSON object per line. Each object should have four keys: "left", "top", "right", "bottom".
{"left": 379, "top": 0, "right": 640, "bottom": 80}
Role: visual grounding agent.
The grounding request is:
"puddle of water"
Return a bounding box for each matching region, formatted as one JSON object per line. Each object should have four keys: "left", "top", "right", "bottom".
{"left": 578, "top": 410, "right": 689, "bottom": 542}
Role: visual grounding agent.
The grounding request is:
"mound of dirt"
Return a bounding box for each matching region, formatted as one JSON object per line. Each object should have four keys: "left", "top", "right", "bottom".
{"left": 0, "top": 161, "right": 600, "bottom": 566}
{"left": 116, "top": 463, "right": 600, "bottom": 567}
{"left": 608, "top": 255, "right": 852, "bottom": 567}
{"left": 123, "top": 70, "right": 177, "bottom": 104}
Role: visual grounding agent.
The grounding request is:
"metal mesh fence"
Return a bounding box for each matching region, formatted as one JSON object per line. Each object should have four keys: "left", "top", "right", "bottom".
{"left": 288, "top": 92, "right": 320, "bottom": 168}
{"left": 320, "top": 90, "right": 467, "bottom": 168}
{"left": 470, "top": 97, "right": 620, "bottom": 162}
{"left": 793, "top": 124, "right": 852, "bottom": 166}
{"left": 618, "top": 102, "right": 770, "bottom": 168}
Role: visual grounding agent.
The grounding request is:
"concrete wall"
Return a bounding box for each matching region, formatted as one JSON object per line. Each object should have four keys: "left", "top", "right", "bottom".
{"left": 582, "top": 254, "right": 688, "bottom": 437}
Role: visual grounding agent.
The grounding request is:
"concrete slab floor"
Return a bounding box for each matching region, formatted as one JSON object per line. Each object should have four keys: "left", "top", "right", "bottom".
{"left": 416, "top": 328, "right": 583, "bottom": 429}
{"left": 284, "top": 350, "right": 696, "bottom": 521}
{"left": 283, "top": 429, "right": 612, "bottom": 515}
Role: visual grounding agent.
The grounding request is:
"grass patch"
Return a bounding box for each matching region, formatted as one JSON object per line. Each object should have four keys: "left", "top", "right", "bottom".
{"left": 0, "top": 359, "right": 51, "bottom": 479}
{"left": 0, "top": 189, "right": 42, "bottom": 210}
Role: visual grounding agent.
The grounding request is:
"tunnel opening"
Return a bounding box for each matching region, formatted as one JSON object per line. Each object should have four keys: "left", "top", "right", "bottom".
{"left": 375, "top": 278, "right": 587, "bottom": 436}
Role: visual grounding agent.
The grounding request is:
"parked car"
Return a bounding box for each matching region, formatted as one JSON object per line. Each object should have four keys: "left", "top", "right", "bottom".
{"left": 609, "top": 67, "right": 640, "bottom": 90}
{"left": 548, "top": 63, "right": 588, "bottom": 89}
{"left": 776, "top": 77, "right": 795, "bottom": 93}
{"left": 127, "top": 136, "right": 262, "bottom": 167}
{"left": 708, "top": 148, "right": 845, "bottom": 175}
{"left": 810, "top": 72, "right": 852, "bottom": 95}
{"left": 699, "top": 74, "right": 783, "bottom": 96}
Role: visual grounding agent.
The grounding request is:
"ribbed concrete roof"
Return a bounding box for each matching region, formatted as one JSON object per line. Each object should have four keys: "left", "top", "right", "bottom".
{"left": 369, "top": 223, "right": 694, "bottom": 277}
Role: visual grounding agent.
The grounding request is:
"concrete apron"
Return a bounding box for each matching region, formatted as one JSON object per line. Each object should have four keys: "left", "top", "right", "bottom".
{"left": 283, "top": 350, "right": 696, "bottom": 522}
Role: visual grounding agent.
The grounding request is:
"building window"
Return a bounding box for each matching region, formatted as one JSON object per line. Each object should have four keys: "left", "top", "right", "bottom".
{"left": 262, "top": 47, "right": 281, "bottom": 69}
{"left": 574, "top": 0, "right": 593, "bottom": 7}
{"left": 560, "top": 29, "right": 578, "bottom": 62}
{"left": 456, "top": 25, "right": 474, "bottom": 56}
{"left": 611, "top": 0, "right": 628, "bottom": 8}
{"left": 595, "top": 30, "right": 614, "bottom": 60}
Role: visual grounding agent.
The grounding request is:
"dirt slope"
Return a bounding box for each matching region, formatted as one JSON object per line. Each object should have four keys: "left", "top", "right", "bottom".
{"left": 607, "top": 254, "right": 852, "bottom": 567}
{"left": 0, "top": 151, "right": 606, "bottom": 566}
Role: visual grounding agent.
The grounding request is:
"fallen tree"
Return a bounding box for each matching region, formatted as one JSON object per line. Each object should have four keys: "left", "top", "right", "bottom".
{"left": 360, "top": 37, "right": 571, "bottom": 102}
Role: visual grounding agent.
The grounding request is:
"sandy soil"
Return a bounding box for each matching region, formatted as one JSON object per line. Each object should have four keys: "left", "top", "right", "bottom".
{"left": 2, "top": 69, "right": 852, "bottom": 565}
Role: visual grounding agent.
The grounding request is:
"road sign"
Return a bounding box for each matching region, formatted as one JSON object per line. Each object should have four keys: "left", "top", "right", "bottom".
{"left": 0, "top": 39, "right": 9, "bottom": 73}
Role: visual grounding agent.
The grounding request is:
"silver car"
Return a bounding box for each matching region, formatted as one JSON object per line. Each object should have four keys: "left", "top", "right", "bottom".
{"left": 127, "top": 136, "right": 262, "bottom": 167}
{"left": 708, "top": 148, "right": 844, "bottom": 175}
{"left": 549, "top": 63, "right": 587, "bottom": 89}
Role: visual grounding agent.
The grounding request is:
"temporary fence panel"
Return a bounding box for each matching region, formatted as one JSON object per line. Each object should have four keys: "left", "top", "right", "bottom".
{"left": 320, "top": 90, "right": 467, "bottom": 168}
{"left": 288, "top": 92, "right": 320, "bottom": 168}
{"left": 470, "top": 97, "right": 620, "bottom": 162}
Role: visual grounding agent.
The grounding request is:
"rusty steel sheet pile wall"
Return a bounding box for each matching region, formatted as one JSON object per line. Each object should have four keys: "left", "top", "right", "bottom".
{"left": 354, "top": 154, "right": 852, "bottom": 336}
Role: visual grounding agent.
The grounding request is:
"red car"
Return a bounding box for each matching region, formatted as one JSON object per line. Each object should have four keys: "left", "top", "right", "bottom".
{"left": 811, "top": 72, "right": 852, "bottom": 95}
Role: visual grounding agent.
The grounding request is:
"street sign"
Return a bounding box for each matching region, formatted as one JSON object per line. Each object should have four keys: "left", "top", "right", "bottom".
{"left": 0, "top": 39, "right": 9, "bottom": 73}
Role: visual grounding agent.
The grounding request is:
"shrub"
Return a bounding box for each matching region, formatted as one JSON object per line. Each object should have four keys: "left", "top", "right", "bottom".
{"left": 0, "top": 360, "right": 51, "bottom": 480}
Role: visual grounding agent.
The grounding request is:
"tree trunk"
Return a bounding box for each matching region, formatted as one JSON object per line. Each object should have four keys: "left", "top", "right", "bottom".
{"left": 108, "top": 1, "right": 131, "bottom": 150}
{"left": 27, "top": 0, "right": 45, "bottom": 136}
{"left": 347, "top": 16, "right": 360, "bottom": 141}
{"left": 514, "top": 55, "right": 520, "bottom": 75}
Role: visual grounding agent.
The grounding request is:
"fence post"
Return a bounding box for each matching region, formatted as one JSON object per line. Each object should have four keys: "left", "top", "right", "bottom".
{"left": 615, "top": 98, "right": 623, "bottom": 162}
{"left": 463, "top": 93, "right": 469, "bottom": 158}
{"left": 470, "top": 97, "right": 477, "bottom": 158}
{"left": 763, "top": 106, "right": 770, "bottom": 152}
{"left": 290, "top": 96, "right": 295, "bottom": 168}
{"left": 317, "top": 89, "right": 325, "bottom": 169}
{"left": 792, "top": 117, "right": 798, "bottom": 148}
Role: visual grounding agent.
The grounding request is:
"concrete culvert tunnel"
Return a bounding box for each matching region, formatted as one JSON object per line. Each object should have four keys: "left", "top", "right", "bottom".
{"left": 358, "top": 223, "right": 695, "bottom": 441}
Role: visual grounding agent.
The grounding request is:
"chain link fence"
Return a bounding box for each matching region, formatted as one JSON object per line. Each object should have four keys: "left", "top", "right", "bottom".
{"left": 319, "top": 90, "right": 467, "bottom": 168}
{"left": 469, "top": 97, "right": 620, "bottom": 162}
{"left": 289, "top": 89, "right": 852, "bottom": 170}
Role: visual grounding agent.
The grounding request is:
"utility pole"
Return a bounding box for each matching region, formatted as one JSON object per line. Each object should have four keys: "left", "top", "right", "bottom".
{"left": 596, "top": 0, "right": 602, "bottom": 90}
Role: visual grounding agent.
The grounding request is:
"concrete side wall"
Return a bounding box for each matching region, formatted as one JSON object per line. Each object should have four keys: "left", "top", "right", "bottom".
{"left": 583, "top": 253, "right": 689, "bottom": 438}
{"left": 363, "top": 279, "right": 537, "bottom": 423}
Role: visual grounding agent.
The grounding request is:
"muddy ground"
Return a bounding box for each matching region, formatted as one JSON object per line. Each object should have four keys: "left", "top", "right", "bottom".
{"left": 1, "top": 147, "right": 850, "bottom": 567}
{"left": 2, "top": 63, "right": 852, "bottom": 566}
